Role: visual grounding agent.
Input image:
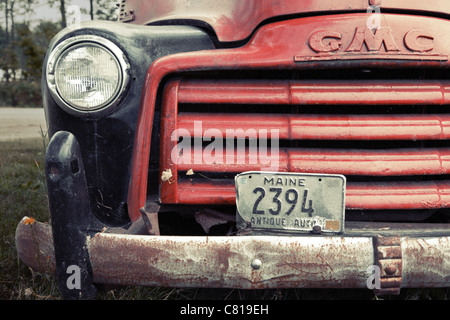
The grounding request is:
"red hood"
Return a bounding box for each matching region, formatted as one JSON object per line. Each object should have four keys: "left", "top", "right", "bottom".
{"left": 119, "top": 0, "right": 450, "bottom": 42}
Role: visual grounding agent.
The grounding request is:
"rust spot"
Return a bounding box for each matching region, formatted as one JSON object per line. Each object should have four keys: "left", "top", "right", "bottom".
{"left": 24, "top": 217, "right": 36, "bottom": 225}
{"left": 325, "top": 220, "right": 340, "bottom": 231}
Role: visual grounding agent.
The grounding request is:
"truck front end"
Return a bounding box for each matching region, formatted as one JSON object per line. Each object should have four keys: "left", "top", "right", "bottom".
{"left": 16, "top": 0, "right": 450, "bottom": 299}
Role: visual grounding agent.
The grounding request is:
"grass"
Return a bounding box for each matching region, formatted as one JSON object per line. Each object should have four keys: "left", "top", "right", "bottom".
{"left": 1, "top": 137, "right": 449, "bottom": 301}
{"left": 0, "top": 138, "right": 56, "bottom": 299}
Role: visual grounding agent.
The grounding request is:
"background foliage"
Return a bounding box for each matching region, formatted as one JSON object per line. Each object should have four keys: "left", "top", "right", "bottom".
{"left": 0, "top": 0, "right": 117, "bottom": 107}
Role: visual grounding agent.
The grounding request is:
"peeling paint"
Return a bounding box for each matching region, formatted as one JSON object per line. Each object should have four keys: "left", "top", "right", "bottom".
{"left": 161, "top": 169, "right": 173, "bottom": 181}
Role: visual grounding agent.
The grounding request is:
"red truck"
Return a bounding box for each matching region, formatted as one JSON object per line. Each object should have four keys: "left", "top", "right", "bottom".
{"left": 16, "top": 0, "right": 450, "bottom": 299}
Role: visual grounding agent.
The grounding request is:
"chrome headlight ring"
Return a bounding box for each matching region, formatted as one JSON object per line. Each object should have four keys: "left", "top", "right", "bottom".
{"left": 46, "top": 35, "right": 130, "bottom": 117}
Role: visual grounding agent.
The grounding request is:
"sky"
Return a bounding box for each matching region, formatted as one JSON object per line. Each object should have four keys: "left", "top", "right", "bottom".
{"left": 11, "top": 0, "right": 97, "bottom": 27}
{"left": 33, "top": 0, "right": 91, "bottom": 22}
{"left": 3, "top": 1, "right": 121, "bottom": 30}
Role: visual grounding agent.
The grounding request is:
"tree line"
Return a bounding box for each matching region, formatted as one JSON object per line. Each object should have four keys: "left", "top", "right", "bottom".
{"left": 0, "top": 0, "right": 117, "bottom": 106}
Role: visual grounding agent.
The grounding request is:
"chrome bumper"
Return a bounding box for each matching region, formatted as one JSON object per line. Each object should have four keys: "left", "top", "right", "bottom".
{"left": 15, "top": 216, "right": 450, "bottom": 295}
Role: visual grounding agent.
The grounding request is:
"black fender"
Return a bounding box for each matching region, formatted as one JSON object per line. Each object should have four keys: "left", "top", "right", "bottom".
{"left": 45, "top": 131, "right": 98, "bottom": 299}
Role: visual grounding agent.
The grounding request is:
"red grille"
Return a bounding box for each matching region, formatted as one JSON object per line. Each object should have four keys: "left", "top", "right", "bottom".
{"left": 159, "top": 78, "right": 450, "bottom": 211}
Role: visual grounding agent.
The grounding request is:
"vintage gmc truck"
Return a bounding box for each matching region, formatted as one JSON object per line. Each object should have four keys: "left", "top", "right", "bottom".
{"left": 15, "top": 0, "right": 450, "bottom": 299}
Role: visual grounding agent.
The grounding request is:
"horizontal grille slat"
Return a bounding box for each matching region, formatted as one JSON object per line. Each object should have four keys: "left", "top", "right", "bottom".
{"left": 178, "top": 113, "right": 450, "bottom": 140}
{"left": 178, "top": 80, "right": 450, "bottom": 105}
{"left": 176, "top": 147, "right": 450, "bottom": 176}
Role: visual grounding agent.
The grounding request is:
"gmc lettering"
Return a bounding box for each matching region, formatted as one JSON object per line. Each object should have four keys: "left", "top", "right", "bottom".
{"left": 309, "top": 26, "right": 435, "bottom": 53}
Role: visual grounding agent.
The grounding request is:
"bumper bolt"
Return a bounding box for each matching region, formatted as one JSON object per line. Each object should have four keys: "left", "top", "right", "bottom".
{"left": 251, "top": 259, "right": 262, "bottom": 270}
{"left": 384, "top": 264, "right": 397, "bottom": 275}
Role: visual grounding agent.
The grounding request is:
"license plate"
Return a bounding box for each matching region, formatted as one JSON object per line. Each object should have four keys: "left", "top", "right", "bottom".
{"left": 235, "top": 172, "right": 346, "bottom": 234}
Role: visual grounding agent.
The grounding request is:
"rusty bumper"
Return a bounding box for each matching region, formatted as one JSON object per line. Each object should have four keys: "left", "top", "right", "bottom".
{"left": 15, "top": 216, "right": 450, "bottom": 295}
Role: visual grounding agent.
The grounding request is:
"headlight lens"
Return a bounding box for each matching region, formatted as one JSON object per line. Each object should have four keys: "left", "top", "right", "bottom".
{"left": 55, "top": 44, "right": 121, "bottom": 110}
{"left": 47, "top": 35, "right": 129, "bottom": 116}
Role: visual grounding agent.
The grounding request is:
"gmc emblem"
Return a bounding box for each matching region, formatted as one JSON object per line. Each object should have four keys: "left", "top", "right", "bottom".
{"left": 294, "top": 26, "right": 448, "bottom": 62}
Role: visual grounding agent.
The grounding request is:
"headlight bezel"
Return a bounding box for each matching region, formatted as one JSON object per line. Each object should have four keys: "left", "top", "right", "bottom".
{"left": 46, "top": 35, "right": 130, "bottom": 117}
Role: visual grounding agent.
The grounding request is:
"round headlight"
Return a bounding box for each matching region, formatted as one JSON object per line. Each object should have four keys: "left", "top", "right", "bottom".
{"left": 47, "top": 35, "right": 130, "bottom": 116}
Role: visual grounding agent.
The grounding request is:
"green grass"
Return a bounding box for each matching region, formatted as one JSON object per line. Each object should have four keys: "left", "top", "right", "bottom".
{"left": 1, "top": 138, "right": 448, "bottom": 300}
{"left": 0, "top": 138, "right": 57, "bottom": 299}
